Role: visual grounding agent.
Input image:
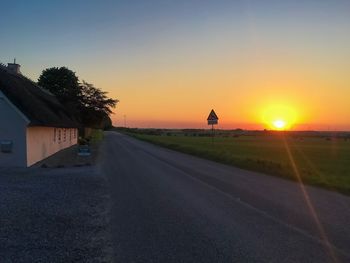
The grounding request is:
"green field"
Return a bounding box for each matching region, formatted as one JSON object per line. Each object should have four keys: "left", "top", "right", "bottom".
{"left": 127, "top": 132, "right": 350, "bottom": 194}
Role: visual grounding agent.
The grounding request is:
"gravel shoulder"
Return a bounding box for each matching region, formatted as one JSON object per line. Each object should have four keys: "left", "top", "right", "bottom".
{"left": 0, "top": 145, "right": 112, "bottom": 262}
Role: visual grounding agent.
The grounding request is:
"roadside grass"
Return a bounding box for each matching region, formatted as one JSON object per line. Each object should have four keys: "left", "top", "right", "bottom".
{"left": 89, "top": 129, "right": 104, "bottom": 143}
{"left": 126, "top": 133, "right": 350, "bottom": 195}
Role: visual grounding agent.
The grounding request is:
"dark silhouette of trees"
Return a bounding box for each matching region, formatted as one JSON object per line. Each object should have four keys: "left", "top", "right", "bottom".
{"left": 79, "top": 81, "right": 118, "bottom": 128}
{"left": 38, "top": 67, "right": 118, "bottom": 129}
{"left": 38, "top": 67, "right": 82, "bottom": 118}
{"left": 38, "top": 67, "right": 81, "bottom": 102}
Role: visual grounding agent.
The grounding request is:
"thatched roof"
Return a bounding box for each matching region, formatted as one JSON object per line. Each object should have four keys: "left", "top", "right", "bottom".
{"left": 0, "top": 66, "right": 79, "bottom": 128}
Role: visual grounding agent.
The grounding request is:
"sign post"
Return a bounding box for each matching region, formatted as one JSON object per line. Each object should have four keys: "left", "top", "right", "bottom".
{"left": 207, "top": 109, "right": 219, "bottom": 143}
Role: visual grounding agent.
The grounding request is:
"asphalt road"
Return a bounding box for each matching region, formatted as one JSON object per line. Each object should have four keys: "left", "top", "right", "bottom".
{"left": 98, "top": 131, "right": 350, "bottom": 263}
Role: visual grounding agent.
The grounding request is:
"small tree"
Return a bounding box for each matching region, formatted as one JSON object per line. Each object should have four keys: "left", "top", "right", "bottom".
{"left": 79, "top": 81, "right": 118, "bottom": 128}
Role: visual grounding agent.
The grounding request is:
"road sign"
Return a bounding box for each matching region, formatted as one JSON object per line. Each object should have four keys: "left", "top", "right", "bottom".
{"left": 207, "top": 109, "right": 218, "bottom": 125}
{"left": 78, "top": 145, "right": 91, "bottom": 156}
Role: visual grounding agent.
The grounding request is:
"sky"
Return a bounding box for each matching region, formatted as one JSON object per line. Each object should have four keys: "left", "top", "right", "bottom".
{"left": 1, "top": 0, "right": 349, "bottom": 130}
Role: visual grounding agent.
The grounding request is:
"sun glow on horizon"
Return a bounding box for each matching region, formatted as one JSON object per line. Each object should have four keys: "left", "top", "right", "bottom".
{"left": 262, "top": 104, "right": 297, "bottom": 130}
{"left": 272, "top": 119, "right": 287, "bottom": 130}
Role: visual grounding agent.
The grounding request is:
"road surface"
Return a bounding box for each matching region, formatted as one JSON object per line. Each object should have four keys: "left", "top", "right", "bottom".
{"left": 98, "top": 131, "right": 350, "bottom": 262}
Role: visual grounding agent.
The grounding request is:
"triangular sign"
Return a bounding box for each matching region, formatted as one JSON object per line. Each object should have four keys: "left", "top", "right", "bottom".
{"left": 207, "top": 109, "right": 218, "bottom": 120}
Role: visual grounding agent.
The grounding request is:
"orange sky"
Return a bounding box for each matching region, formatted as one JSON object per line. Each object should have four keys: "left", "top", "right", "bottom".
{"left": 78, "top": 3, "right": 349, "bottom": 131}
{"left": 84, "top": 45, "right": 350, "bottom": 130}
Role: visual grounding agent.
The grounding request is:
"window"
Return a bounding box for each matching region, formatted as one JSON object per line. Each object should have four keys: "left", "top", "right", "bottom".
{"left": 63, "top": 129, "right": 66, "bottom": 142}
{"left": 1, "top": 140, "right": 13, "bottom": 153}
{"left": 58, "top": 129, "right": 61, "bottom": 143}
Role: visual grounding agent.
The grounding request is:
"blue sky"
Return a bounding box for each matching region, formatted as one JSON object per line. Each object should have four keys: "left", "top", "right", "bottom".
{"left": 2, "top": 0, "right": 349, "bottom": 78}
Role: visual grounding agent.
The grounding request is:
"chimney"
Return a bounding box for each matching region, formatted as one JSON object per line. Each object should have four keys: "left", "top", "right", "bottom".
{"left": 7, "top": 58, "right": 21, "bottom": 74}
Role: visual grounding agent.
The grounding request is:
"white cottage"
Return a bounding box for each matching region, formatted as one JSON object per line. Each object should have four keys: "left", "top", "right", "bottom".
{"left": 0, "top": 62, "right": 78, "bottom": 167}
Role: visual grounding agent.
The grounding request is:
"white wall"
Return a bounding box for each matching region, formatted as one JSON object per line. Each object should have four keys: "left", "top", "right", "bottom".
{"left": 0, "top": 91, "right": 28, "bottom": 167}
{"left": 26, "top": 126, "right": 78, "bottom": 166}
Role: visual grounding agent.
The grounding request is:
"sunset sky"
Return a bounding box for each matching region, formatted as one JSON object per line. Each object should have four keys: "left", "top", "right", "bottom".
{"left": 1, "top": 0, "right": 349, "bottom": 130}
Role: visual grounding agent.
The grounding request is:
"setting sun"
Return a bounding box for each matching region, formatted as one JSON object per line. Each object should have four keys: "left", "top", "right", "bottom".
{"left": 272, "top": 119, "right": 286, "bottom": 130}
{"left": 261, "top": 104, "right": 297, "bottom": 130}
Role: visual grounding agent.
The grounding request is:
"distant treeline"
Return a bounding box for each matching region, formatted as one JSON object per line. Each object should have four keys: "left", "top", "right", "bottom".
{"left": 114, "top": 127, "right": 350, "bottom": 140}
